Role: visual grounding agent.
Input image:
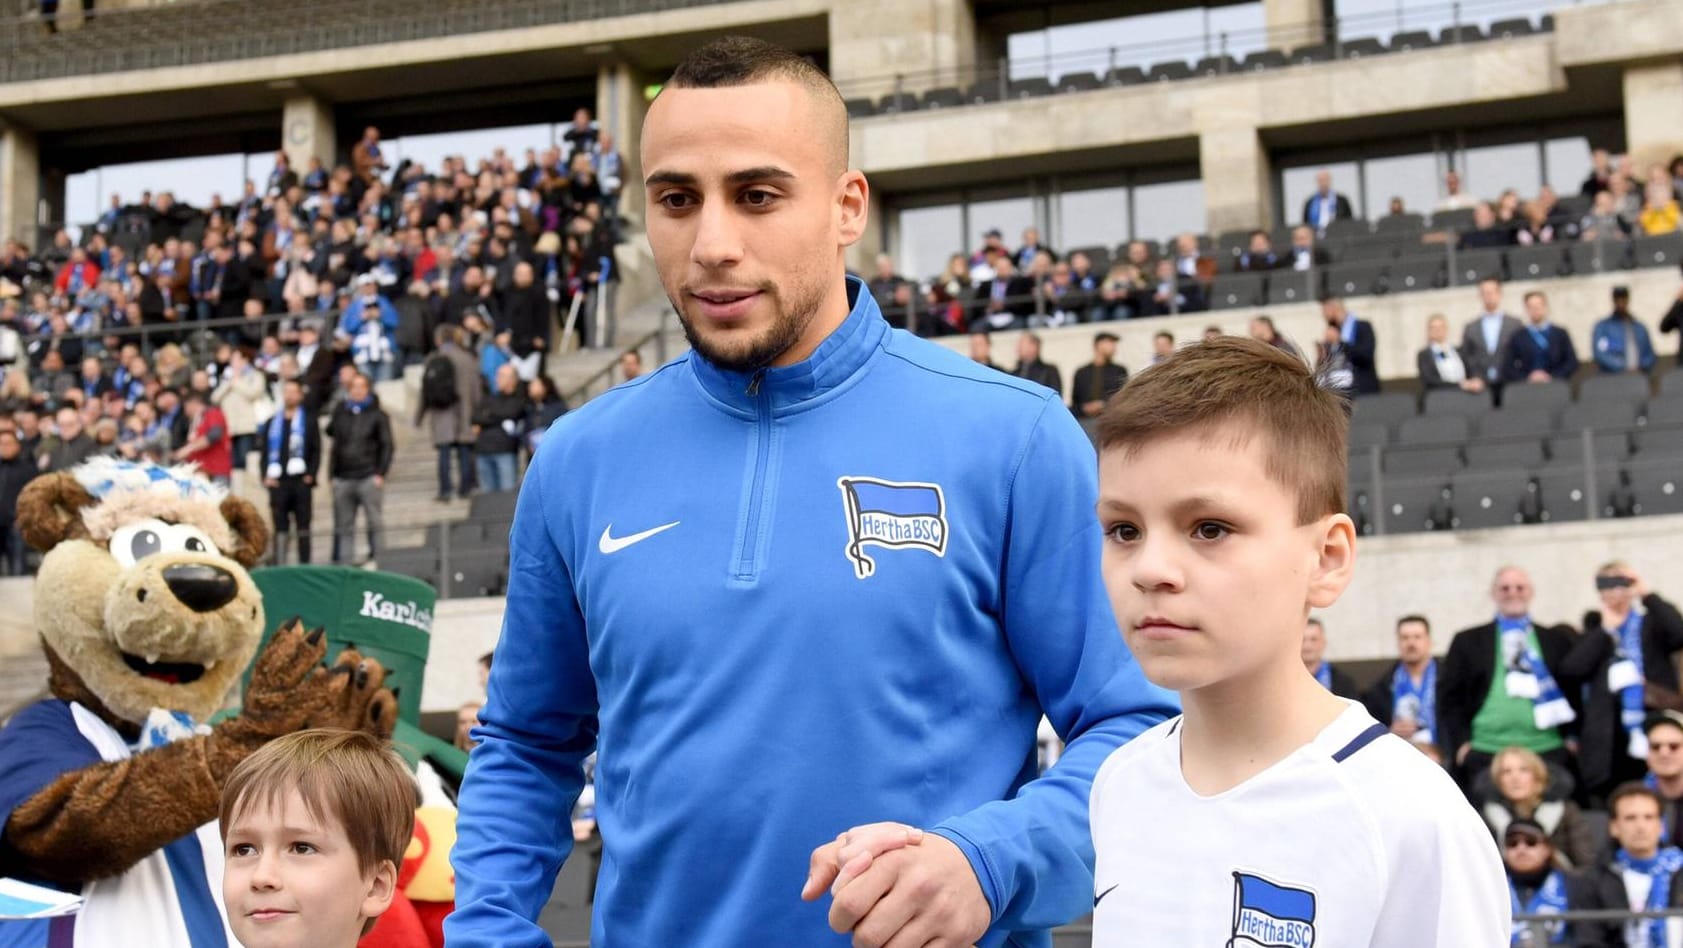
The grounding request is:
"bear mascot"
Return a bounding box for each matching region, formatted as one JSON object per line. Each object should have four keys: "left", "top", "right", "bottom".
{"left": 0, "top": 458, "right": 397, "bottom": 948}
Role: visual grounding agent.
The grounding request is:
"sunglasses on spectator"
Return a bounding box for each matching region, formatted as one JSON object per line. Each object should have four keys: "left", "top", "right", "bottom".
{"left": 1504, "top": 836, "right": 1548, "bottom": 849}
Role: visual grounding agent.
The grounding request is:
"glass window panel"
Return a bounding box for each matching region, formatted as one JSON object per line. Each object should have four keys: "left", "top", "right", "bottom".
{"left": 1362, "top": 152, "right": 1442, "bottom": 218}
{"left": 65, "top": 154, "right": 245, "bottom": 231}
{"left": 1132, "top": 179, "right": 1206, "bottom": 244}
{"left": 1545, "top": 137, "right": 1593, "bottom": 195}
{"left": 894, "top": 204, "right": 964, "bottom": 280}
{"left": 1281, "top": 161, "right": 1361, "bottom": 226}
{"left": 1462, "top": 141, "right": 1542, "bottom": 203}
{"left": 1057, "top": 185, "right": 1130, "bottom": 253}
{"left": 966, "top": 196, "right": 1037, "bottom": 257}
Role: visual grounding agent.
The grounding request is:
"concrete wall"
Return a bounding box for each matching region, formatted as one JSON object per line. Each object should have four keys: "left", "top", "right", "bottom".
{"left": 935, "top": 264, "right": 1683, "bottom": 391}
{"left": 0, "top": 124, "right": 40, "bottom": 246}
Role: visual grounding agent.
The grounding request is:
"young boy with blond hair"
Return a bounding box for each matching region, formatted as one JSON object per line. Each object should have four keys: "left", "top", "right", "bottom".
{"left": 1087, "top": 337, "right": 1508, "bottom": 945}
{"left": 218, "top": 728, "right": 416, "bottom": 948}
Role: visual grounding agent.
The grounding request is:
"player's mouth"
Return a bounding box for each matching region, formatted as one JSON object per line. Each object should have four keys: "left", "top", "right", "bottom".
{"left": 1134, "top": 616, "right": 1198, "bottom": 641}
{"left": 689, "top": 288, "right": 762, "bottom": 322}
{"left": 246, "top": 908, "right": 295, "bottom": 922}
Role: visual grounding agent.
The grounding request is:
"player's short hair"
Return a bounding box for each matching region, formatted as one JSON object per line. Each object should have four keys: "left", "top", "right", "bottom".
{"left": 1096, "top": 336, "right": 1348, "bottom": 525}
{"left": 665, "top": 36, "right": 847, "bottom": 169}
{"left": 1609, "top": 781, "right": 1664, "bottom": 819}
{"left": 219, "top": 728, "right": 417, "bottom": 880}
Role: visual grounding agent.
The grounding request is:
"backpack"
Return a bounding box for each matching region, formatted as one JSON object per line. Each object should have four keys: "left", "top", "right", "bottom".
{"left": 421, "top": 354, "right": 458, "bottom": 410}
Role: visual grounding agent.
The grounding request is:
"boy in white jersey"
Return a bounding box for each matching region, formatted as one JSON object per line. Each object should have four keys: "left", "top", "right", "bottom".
{"left": 1088, "top": 337, "right": 1509, "bottom": 946}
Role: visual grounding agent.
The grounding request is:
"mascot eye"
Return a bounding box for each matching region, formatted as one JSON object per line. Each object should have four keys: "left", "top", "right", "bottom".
{"left": 130, "top": 530, "right": 162, "bottom": 561}
{"left": 185, "top": 537, "right": 207, "bottom": 553}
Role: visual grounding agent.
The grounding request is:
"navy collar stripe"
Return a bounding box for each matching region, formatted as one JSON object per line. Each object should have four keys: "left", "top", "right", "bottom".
{"left": 1332, "top": 723, "right": 1389, "bottom": 763}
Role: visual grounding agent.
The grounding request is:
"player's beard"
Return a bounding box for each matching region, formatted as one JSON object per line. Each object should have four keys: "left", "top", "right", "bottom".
{"left": 674, "top": 275, "right": 828, "bottom": 376}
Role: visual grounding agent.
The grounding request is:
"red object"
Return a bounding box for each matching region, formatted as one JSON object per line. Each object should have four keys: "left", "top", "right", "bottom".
{"left": 357, "top": 891, "right": 432, "bottom": 948}
{"left": 185, "top": 406, "right": 232, "bottom": 477}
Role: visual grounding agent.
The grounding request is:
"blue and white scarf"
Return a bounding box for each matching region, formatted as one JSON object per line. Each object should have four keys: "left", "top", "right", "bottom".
{"left": 1393, "top": 659, "right": 1438, "bottom": 745}
{"left": 1614, "top": 846, "right": 1683, "bottom": 948}
{"left": 1611, "top": 611, "right": 1650, "bottom": 759}
{"left": 1500, "top": 616, "right": 1577, "bottom": 730}
{"left": 1509, "top": 869, "right": 1570, "bottom": 945}
{"left": 264, "top": 407, "right": 307, "bottom": 480}
{"left": 1313, "top": 662, "right": 1333, "bottom": 690}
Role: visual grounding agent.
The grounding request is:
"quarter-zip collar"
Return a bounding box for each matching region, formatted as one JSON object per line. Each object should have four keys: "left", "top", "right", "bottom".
{"left": 690, "top": 276, "right": 887, "bottom": 417}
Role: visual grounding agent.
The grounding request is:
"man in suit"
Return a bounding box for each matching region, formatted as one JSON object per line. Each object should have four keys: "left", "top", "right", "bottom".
{"left": 1500, "top": 290, "right": 1579, "bottom": 384}
{"left": 1010, "top": 332, "right": 1062, "bottom": 399}
{"left": 1460, "top": 278, "right": 1524, "bottom": 398}
{"left": 1438, "top": 566, "right": 1590, "bottom": 796}
{"left": 1070, "top": 331, "right": 1127, "bottom": 420}
{"left": 1301, "top": 170, "right": 1354, "bottom": 233}
{"left": 1417, "top": 314, "right": 1484, "bottom": 393}
{"left": 1362, "top": 615, "right": 1444, "bottom": 765}
{"left": 1235, "top": 230, "right": 1283, "bottom": 272}
{"left": 1303, "top": 618, "right": 1359, "bottom": 698}
{"left": 973, "top": 256, "right": 1035, "bottom": 330}
{"left": 1286, "top": 225, "right": 1331, "bottom": 272}
{"left": 1319, "top": 296, "right": 1379, "bottom": 396}
{"left": 294, "top": 317, "right": 338, "bottom": 415}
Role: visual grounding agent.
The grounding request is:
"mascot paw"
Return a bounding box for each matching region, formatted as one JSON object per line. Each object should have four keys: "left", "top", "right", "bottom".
{"left": 307, "top": 645, "right": 399, "bottom": 740}
{"left": 239, "top": 617, "right": 331, "bottom": 737}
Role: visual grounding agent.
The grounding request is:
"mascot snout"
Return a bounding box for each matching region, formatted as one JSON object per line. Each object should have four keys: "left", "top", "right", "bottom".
{"left": 161, "top": 563, "right": 238, "bottom": 612}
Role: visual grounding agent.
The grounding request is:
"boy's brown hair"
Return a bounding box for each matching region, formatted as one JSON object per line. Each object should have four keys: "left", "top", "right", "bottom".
{"left": 1096, "top": 336, "right": 1349, "bottom": 524}
{"left": 219, "top": 728, "right": 417, "bottom": 880}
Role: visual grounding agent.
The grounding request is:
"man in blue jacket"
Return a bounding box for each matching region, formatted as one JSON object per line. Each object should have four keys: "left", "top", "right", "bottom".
{"left": 1591, "top": 285, "right": 1656, "bottom": 375}
{"left": 445, "top": 35, "right": 1176, "bottom": 948}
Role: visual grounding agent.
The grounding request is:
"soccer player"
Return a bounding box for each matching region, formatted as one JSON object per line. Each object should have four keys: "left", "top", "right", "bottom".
{"left": 1087, "top": 337, "right": 1508, "bottom": 945}
{"left": 445, "top": 35, "right": 1176, "bottom": 948}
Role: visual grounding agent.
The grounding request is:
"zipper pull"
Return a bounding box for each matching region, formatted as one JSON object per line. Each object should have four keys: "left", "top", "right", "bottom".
{"left": 746, "top": 370, "right": 765, "bottom": 398}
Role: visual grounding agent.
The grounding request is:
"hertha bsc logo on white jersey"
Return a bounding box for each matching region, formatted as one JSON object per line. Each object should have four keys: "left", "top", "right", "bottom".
{"left": 1230, "top": 871, "right": 1317, "bottom": 948}
{"left": 836, "top": 477, "right": 947, "bottom": 579}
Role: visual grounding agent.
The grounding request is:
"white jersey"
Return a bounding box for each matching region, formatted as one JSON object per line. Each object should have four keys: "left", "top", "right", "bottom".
{"left": 1090, "top": 701, "right": 1509, "bottom": 947}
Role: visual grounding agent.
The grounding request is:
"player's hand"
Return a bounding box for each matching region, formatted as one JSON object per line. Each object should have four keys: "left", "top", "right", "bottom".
{"left": 802, "top": 822, "right": 923, "bottom": 901}
{"left": 823, "top": 834, "right": 991, "bottom": 948}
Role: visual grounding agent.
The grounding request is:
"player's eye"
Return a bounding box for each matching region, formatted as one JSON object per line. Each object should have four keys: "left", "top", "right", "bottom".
{"left": 1105, "top": 523, "right": 1140, "bottom": 544}
{"left": 656, "top": 193, "right": 695, "bottom": 211}
{"left": 229, "top": 843, "right": 254, "bottom": 858}
{"left": 290, "top": 842, "right": 316, "bottom": 855}
{"left": 1192, "top": 522, "right": 1230, "bottom": 541}
{"left": 741, "top": 189, "right": 778, "bottom": 208}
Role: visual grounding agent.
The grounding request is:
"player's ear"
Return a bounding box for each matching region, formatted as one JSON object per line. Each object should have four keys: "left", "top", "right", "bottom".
{"left": 1306, "top": 513, "right": 1357, "bottom": 610}
{"left": 836, "top": 171, "right": 869, "bottom": 248}
{"left": 360, "top": 858, "right": 397, "bottom": 920}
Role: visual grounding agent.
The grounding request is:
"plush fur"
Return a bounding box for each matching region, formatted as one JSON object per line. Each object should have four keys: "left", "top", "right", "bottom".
{"left": 2, "top": 460, "right": 396, "bottom": 888}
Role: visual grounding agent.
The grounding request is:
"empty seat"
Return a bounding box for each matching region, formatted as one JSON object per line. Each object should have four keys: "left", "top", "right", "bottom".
{"left": 1465, "top": 439, "right": 1546, "bottom": 470}
{"left": 1507, "top": 245, "right": 1565, "bottom": 280}
{"left": 1288, "top": 44, "right": 1334, "bottom": 65}
{"left": 1374, "top": 213, "right": 1425, "bottom": 236}
{"left": 1579, "top": 373, "right": 1652, "bottom": 406}
{"left": 1487, "top": 18, "right": 1535, "bottom": 38}
{"left": 1567, "top": 240, "right": 1633, "bottom": 276}
{"left": 1530, "top": 466, "right": 1617, "bottom": 522}
{"left": 1386, "top": 446, "right": 1464, "bottom": 476}
{"left": 1480, "top": 408, "right": 1557, "bottom": 439}
{"left": 1562, "top": 398, "right": 1642, "bottom": 430}
{"left": 1324, "top": 261, "right": 1386, "bottom": 298}
{"left": 1338, "top": 37, "right": 1387, "bottom": 59}
{"left": 1103, "top": 65, "right": 1147, "bottom": 86}
{"left": 1242, "top": 50, "right": 1289, "bottom": 71}
{"left": 962, "top": 79, "right": 1005, "bottom": 104}
{"left": 1351, "top": 391, "right": 1419, "bottom": 430}
{"left": 1400, "top": 413, "right": 1471, "bottom": 444}
{"left": 1006, "top": 77, "right": 1054, "bottom": 99}
{"left": 1389, "top": 30, "right": 1437, "bottom": 52}
{"left": 1209, "top": 272, "right": 1266, "bottom": 309}
{"left": 1377, "top": 477, "right": 1456, "bottom": 534}
{"left": 1421, "top": 389, "right": 1489, "bottom": 421}
{"left": 443, "top": 559, "right": 506, "bottom": 599}
{"left": 1547, "top": 431, "right": 1631, "bottom": 465}
{"left": 1644, "top": 395, "right": 1683, "bottom": 428}
{"left": 1448, "top": 248, "right": 1505, "bottom": 285}
{"left": 1192, "top": 55, "right": 1239, "bottom": 77}
{"left": 844, "top": 97, "right": 877, "bottom": 118}
{"left": 469, "top": 489, "right": 519, "bottom": 522}
{"left": 1633, "top": 232, "right": 1683, "bottom": 269}
{"left": 1338, "top": 237, "right": 1403, "bottom": 262}
{"left": 1661, "top": 371, "right": 1683, "bottom": 397}
{"left": 1054, "top": 72, "right": 1101, "bottom": 94}
{"left": 920, "top": 87, "right": 965, "bottom": 109}
{"left": 1439, "top": 25, "right": 1484, "bottom": 44}
{"left": 878, "top": 91, "right": 918, "bottom": 113}
{"left": 1325, "top": 218, "right": 1372, "bottom": 241}
{"left": 1498, "top": 383, "right": 1570, "bottom": 417}
{"left": 1431, "top": 208, "right": 1478, "bottom": 232}
{"left": 1450, "top": 471, "right": 1530, "bottom": 530}
{"left": 1349, "top": 422, "right": 1390, "bottom": 452}
{"left": 1629, "top": 465, "right": 1683, "bottom": 517}
{"left": 1147, "top": 60, "right": 1193, "bottom": 82}
{"left": 1389, "top": 255, "right": 1444, "bottom": 292}
{"left": 1348, "top": 481, "right": 1379, "bottom": 536}
{"left": 1268, "top": 270, "right": 1318, "bottom": 305}
{"left": 377, "top": 547, "right": 440, "bottom": 588}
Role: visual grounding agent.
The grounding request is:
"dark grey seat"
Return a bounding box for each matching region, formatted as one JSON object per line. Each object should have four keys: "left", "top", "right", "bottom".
{"left": 1389, "top": 30, "right": 1437, "bottom": 52}
{"left": 378, "top": 547, "right": 440, "bottom": 588}
{"left": 1324, "top": 261, "right": 1386, "bottom": 298}
{"left": 1209, "top": 272, "right": 1266, "bottom": 309}
{"left": 1439, "top": 25, "right": 1485, "bottom": 44}
{"left": 877, "top": 92, "right": 917, "bottom": 114}
{"left": 920, "top": 87, "right": 965, "bottom": 109}
{"left": 1103, "top": 66, "right": 1147, "bottom": 86}
{"left": 844, "top": 97, "right": 877, "bottom": 119}
{"left": 1643, "top": 395, "right": 1683, "bottom": 428}
{"left": 1567, "top": 240, "right": 1633, "bottom": 276}
{"left": 1547, "top": 431, "right": 1631, "bottom": 465}
{"left": 1376, "top": 477, "right": 1456, "bottom": 533}
{"left": 1421, "top": 389, "right": 1489, "bottom": 421}
{"left": 1450, "top": 471, "right": 1530, "bottom": 529}
{"left": 1351, "top": 391, "right": 1418, "bottom": 431}
{"left": 1054, "top": 72, "right": 1101, "bottom": 94}
{"left": 1192, "top": 55, "right": 1240, "bottom": 77}
{"left": 1242, "top": 50, "right": 1289, "bottom": 71}
{"left": 1374, "top": 213, "right": 1425, "bottom": 236}
{"left": 1430, "top": 208, "right": 1477, "bottom": 232}
{"left": 1338, "top": 37, "right": 1387, "bottom": 59}
{"left": 1267, "top": 270, "right": 1318, "bottom": 305}
{"left": 1288, "top": 44, "right": 1334, "bottom": 65}
{"left": 1488, "top": 18, "right": 1535, "bottom": 38}
{"left": 1531, "top": 465, "right": 1622, "bottom": 522}
{"left": 1629, "top": 464, "right": 1683, "bottom": 516}
{"left": 1479, "top": 408, "right": 1556, "bottom": 439}
{"left": 1147, "top": 60, "right": 1194, "bottom": 82}
{"left": 963, "top": 79, "right": 1005, "bottom": 104}
{"left": 1561, "top": 399, "right": 1642, "bottom": 432}
{"left": 1507, "top": 245, "right": 1565, "bottom": 280}
{"left": 1633, "top": 232, "right": 1683, "bottom": 270}
{"left": 1389, "top": 255, "right": 1444, "bottom": 292}
{"left": 1448, "top": 248, "right": 1505, "bottom": 286}
{"left": 1465, "top": 439, "right": 1546, "bottom": 470}
{"left": 1498, "top": 382, "right": 1570, "bottom": 417}
{"left": 469, "top": 490, "right": 519, "bottom": 522}
{"left": 1399, "top": 413, "right": 1471, "bottom": 443}
{"left": 1386, "top": 446, "right": 1464, "bottom": 476}
{"left": 1579, "top": 373, "right": 1652, "bottom": 407}
{"left": 1006, "top": 77, "right": 1055, "bottom": 99}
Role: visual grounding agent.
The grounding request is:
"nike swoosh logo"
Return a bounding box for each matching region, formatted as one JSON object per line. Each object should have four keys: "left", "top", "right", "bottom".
{"left": 598, "top": 521, "right": 680, "bottom": 554}
{"left": 1094, "top": 884, "right": 1118, "bottom": 908}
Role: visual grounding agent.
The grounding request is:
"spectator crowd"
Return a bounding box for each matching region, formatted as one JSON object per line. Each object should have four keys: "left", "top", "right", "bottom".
{"left": 0, "top": 112, "right": 630, "bottom": 572}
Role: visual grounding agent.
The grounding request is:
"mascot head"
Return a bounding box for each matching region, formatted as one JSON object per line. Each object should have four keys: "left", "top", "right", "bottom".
{"left": 16, "top": 457, "right": 270, "bottom": 726}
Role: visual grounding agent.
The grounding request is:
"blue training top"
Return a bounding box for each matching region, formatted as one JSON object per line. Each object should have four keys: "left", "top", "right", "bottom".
{"left": 445, "top": 277, "right": 1177, "bottom": 947}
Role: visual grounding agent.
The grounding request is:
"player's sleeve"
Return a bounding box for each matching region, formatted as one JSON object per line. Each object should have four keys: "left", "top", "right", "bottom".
{"left": 445, "top": 456, "right": 598, "bottom": 948}
{"left": 1368, "top": 779, "right": 1511, "bottom": 948}
{"left": 930, "top": 397, "right": 1179, "bottom": 934}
